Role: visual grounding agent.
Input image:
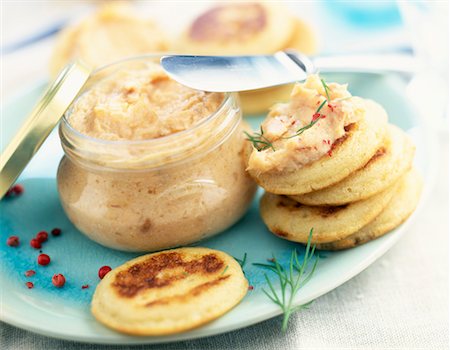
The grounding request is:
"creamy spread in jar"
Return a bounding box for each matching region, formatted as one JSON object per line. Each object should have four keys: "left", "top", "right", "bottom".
{"left": 247, "top": 75, "right": 366, "bottom": 172}
{"left": 58, "top": 58, "right": 256, "bottom": 252}
{"left": 69, "top": 63, "right": 224, "bottom": 141}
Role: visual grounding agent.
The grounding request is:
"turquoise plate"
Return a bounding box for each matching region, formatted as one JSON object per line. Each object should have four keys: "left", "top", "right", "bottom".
{"left": 0, "top": 73, "right": 438, "bottom": 344}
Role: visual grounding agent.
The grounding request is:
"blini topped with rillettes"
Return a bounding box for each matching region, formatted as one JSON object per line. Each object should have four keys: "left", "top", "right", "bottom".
{"left": 245, "top": 75, "right": 388, "bottom": 195}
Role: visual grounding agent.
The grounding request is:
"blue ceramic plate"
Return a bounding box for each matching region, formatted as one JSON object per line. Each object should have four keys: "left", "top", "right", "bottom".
{"left": 0, "top": 73, "right": 438, "bottom": 344}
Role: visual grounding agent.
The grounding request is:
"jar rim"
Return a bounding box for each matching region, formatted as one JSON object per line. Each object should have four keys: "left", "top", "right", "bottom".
{"left": 61, "top": 54, "right": 231, "bottom": 147}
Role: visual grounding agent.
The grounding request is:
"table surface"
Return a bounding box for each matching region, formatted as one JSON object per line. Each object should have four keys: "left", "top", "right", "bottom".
{"left": 1, "top": 2, "right": 449, "bottom": 349}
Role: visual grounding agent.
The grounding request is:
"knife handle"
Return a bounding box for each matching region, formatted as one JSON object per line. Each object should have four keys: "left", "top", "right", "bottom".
{"left": 284, "top": 50, "right": 416, "bottom": 76}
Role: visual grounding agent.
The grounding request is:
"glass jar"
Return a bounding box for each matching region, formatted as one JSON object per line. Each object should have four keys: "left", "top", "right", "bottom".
{"left": 57, "top": 57, "right": 256, "bottom": 252}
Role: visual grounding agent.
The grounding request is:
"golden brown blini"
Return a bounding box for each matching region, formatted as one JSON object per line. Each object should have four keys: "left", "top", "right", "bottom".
{"left": 259, "top": 179, "right": 398, "bottom": 244}
{"left": 177, "top": 3, "right": 295, "bottom": 55}
{"left": 290, "top": 124, "right": 415, "bottom": 205}
{"left": 92, "top": 247, "right": 248, "bottom": 335}
{"left": 50, "top": 2, "right": 167, "bottom": 76}
{"left": 315, "top": 169, "right": 423, "bottom": 250}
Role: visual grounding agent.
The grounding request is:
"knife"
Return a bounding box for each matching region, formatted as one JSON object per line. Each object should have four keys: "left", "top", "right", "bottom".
{"left": 160, "top": 51, "right": 416, "bottom": 92}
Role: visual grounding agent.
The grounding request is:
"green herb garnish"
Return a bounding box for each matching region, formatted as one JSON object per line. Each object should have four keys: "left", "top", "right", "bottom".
{"left": 284, "top": 99, "right": 327, "bottom": 139}
{"left": 234, "top": 252, "right": 247, "bottom": 269}
{"left": 253, "top": 228, "right": 318, "bottom": 332}
{"left": 320, "top": 78, "right": 331, "bottom": 101}
{"left": 245, "top": 77, "right": 333, "bottom": 150}
{"left": 220, "top": 265, "right": 229, "bottom": 276}
{"left": 244, "top": 126, "right": 275, "bottom": 152}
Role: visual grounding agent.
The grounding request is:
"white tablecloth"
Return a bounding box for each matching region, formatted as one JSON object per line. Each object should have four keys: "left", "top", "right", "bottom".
{"left": 1, "top": 2, "right": 448, "bottom": 349}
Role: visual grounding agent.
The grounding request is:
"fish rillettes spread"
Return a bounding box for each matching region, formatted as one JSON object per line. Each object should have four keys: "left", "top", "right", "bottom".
{"left": 247, "top": 75, "right": 366, "bottom": 173}
{"left": 69, "top": 63, "right": 224, "bottom": 141}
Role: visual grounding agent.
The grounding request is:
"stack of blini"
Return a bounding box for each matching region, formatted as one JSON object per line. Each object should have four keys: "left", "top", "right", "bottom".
{"left": 246, "top": 78, "right": 423, "bottom": 250}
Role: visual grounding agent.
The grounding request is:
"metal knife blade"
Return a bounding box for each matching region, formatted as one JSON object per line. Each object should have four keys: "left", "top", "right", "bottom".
{"left": 160, "top": 51, "right": 314, "bottom": 92}
{"left": 160, "top": 51, "right": 416, "bottom": 92}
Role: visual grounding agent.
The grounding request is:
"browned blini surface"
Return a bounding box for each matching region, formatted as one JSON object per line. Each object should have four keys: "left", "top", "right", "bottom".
{"left": 178, "top": 3, "right": 295, "bottom": 54}
{"left": 259, "top": 179, "right": 398, "bottom": 244}
{"left": 290, "top": 124, "right": 415, "bottom": 205}
{"left": 315, "top": 169, "right": 423, "bottom": 250}
{"left": 91, "top": 248, "right": 248, "bottom": 335}
{"left": 188, "top": 3, "right": 267, "bottom": 42}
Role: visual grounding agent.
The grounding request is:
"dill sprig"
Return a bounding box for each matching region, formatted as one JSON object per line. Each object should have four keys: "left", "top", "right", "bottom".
{"left": 220, "top": 265, "right": 229, "bottom": 276}
{"left": 253, "top": 228, "right": 318, "bottom": 332}
{"left": 284, "top": 99, "right": 327, "bottom": 139}
{"left": 321, "top": 78, "right": 331, "bottom": 101}
{"left": 234, "top": 253, "right": 247, "bottom": 269}
{"left": 244, "top": 127, "right": 275, "bottom": 152}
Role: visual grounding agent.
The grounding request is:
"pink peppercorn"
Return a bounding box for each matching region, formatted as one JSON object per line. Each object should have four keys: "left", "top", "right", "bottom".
{"left": 37, "top": 254, "right": 51, "bottom": 266}
{"left": 52, "top": 274, "right": 65, "bottom": 288}
{"left": 6, "top": 236, "right": 20, "bottom": 247}
{"left": 30, "top": 238, "right": 41, "bottom": 249}
{"left": 51, "top": 228, "right": 61, "bottom": 236}
{"left": 25, "top": 270, "right": 36, "bottom": 277}
{"left": 25, "top": 282, "right": 34, "bottom": 289}
{"left": 12, "top": 184, "right": 24, "bottom": 195}
{"left": 98, "top": 266, "right": 112, "bottom": 279}
{"left": 36, "top": 231, "right": 48, "bottom": 243}
{"left": 5, "top": 184, "right": 24, "bottom": 197}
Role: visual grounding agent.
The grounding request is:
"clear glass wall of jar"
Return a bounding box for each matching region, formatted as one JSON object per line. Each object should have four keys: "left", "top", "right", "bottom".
{"left": 57, "top": 57, "right": 257, "bottom": 252}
